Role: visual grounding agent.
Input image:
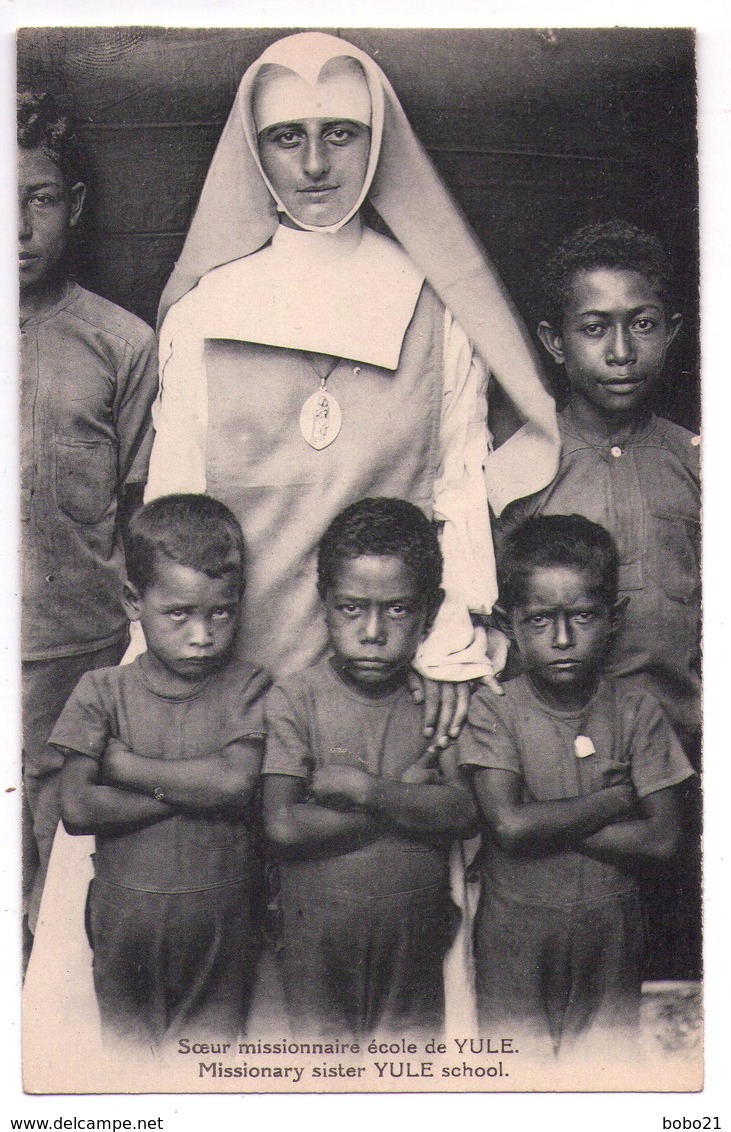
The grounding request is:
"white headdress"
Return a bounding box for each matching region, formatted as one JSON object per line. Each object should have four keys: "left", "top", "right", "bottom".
{"left": 158, "top": 32, "right": 559, "bottom": 512}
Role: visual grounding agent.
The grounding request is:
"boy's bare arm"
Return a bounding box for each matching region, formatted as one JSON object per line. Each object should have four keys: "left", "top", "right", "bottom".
{"left": 102, "top": 736, "right": 262, "bottom": 814}
{"left": 263, "top": 773, "right": 380, "bottom": 860}
{"left": 470, "top": 765, "right": 636, "bottom": 852}
{"left": 310, "top": 748, "right": 479, "bottom": 838}
{"left": 61, "top": 750, "right": 174, "bottom": 836}
{"left": 580, "top": 784, "right": 683, "bottom": 862}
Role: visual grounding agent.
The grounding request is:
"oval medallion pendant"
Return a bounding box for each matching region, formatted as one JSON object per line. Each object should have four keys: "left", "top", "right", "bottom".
{"left": 299, "top": 388, "right": 342, "bottom": 450}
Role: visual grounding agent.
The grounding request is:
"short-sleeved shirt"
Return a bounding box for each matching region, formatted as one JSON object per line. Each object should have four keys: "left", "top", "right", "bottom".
{"left": 263, "top": 657, "right": 451, "bottom": 896}
{"left": 21, "top": 283, "right": 158, "bottom": 660}
{"left": 497, "top": 405, "right": 701, "bottom": 742}
{"left": 49, "top": 654, "right": 269, "bottom": 893}
{"left": 458, "top": 675, "right": 694, "bottom": 908}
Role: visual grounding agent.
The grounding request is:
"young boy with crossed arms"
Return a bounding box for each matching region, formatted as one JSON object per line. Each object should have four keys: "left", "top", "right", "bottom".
{"left": 460, "top": 515, "right": 694, "bottom": 1056}
{"left": 52, "top": 495, "right": 268, "bottom": 1046}
{"left": 263, "top": 498, "right": 477, "bottom": 1039}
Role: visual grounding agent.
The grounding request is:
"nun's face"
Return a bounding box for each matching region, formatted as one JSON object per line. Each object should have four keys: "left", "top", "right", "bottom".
{"left": 258, "top": 118, "right": 370, "bottom": 228}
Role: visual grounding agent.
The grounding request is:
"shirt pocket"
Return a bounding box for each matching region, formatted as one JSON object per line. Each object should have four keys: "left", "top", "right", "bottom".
{"left": 56, "top": 439, "right": 115, "bottom": 524}
{"left": 648, "top": 512, "right": 700, "bottom": 604}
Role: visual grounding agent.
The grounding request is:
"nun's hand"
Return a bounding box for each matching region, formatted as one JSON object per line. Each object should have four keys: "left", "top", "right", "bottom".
{"left": 407, "top": 627, "right": 509, "bottom": 749}
{"left": 406, "top": 674, "right": 471, "bottom": 751}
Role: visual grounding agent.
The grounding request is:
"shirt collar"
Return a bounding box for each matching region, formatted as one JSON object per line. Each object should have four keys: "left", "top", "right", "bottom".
{"left": 20, "top": 280, "right": 79, "bottom": 329}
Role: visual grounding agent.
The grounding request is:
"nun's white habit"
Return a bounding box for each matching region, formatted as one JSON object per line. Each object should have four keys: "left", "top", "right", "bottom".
{"left": 147, "top": 32, "right": 560, "bottom": 683}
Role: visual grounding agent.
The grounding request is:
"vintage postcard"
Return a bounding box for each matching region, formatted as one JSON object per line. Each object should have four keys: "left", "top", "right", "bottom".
{"left": 9, "top": 12, "right": 721, "bottom": 1111}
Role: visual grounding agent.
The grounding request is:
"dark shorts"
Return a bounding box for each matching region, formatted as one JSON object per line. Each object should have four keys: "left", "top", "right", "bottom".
{"left": 88, "top": 878, "right": 260, "bottom": 1047}
{"left": 474, "top": 886, "right": 643, "bottom": 1055}
{"left": 278, "top": 867, "right": 451, "bottom": 1040}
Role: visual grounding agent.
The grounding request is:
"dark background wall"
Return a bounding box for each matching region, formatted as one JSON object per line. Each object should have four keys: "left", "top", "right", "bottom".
{"left": 17, "top": 26, "right": 698, "bottom": 429}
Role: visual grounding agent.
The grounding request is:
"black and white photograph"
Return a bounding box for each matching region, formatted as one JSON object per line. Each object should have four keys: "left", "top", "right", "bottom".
{"left": 6, "top": 7, "right": 727, "bottom": 1114}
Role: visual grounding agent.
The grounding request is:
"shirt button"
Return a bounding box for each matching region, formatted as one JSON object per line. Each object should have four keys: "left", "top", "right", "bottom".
{"left": 691, "top": 435, "right": 701, "bottom": 447}
{"left": 610, "top": 445, "right": 622, "bottom": 458}
{"left": 353, "top": 366, "right": 361, "bottom": 375}
{"left": 45, "top": 574, "right": 55, "bottom": 583}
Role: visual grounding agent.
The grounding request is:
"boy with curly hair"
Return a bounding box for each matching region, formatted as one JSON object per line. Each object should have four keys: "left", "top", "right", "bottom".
{"left": 263, "top": 497, "right": 477, "bottom": 1039}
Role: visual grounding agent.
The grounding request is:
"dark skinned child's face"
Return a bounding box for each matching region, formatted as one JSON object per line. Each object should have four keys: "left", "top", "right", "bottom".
{"left": 506, "top": 564, "right": 622, "bottom": 711}
{"left": 324, "top": 554, "right": 430, "bottom": 695}
{"left": 123, "top": 558, "right": 241, "bottom": 688}
{"left": 538, "top": 267, "right": 681, "bottom": 423}
{"left": 18, "top": 146, "right": 85, "bottom": 293}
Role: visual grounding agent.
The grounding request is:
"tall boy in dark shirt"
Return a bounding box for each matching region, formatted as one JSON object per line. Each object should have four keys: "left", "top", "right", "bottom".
{"left": 19, "top": 90, "right": 159, "bottom": 935}
{"left": 502, "top": 220, "right": 699, "bottom": 753}
{"left": 497, "top": 222, "right": 701, "bottom": 980}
